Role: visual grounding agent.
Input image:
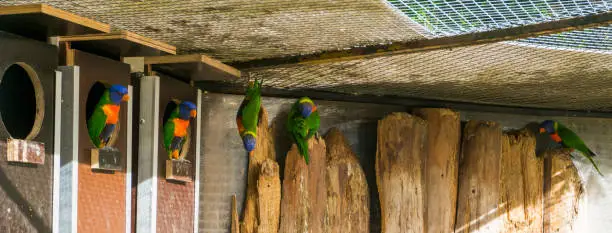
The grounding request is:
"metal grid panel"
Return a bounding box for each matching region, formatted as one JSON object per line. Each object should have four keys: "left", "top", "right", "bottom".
{"left": 3, "top": 0, "right": 426, "bottom": 62}
{"left": 386, "top": 0, "right": 612, "bottom": 53}
{"left": 249, "top": 41, "right": 612, "bottom": 111}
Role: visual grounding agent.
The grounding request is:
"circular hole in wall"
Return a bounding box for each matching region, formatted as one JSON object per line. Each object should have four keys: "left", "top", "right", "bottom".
{"left": 162, "top": 101, "right": 191, "bottom": 160}
{"left": 0, "top": 63, "right": 44, "bottom": 140}
{"left": 86, "top": 81, "right": 120, "bottom": 148}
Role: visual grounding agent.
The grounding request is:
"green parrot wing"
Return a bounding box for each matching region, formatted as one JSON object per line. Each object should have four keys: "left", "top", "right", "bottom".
{"left": 87, "top": 106, "right": 107, "bottom": 148}
{"left": 163, "top": 117, "right": 176, "bottom": 152}
{"left": 557, "top": 122, "right": 602, "bottom": 175}
{"left": 306, "top": 110, "right": 320, "bottom": 139}
{"left": 287, "top": 102, "right": 311, "bottom": 164}
{"left": 237, "top": 81, "right": 262, "bottom": 136}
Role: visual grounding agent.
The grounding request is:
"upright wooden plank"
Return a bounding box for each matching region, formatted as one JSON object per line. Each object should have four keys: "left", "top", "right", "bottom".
{"left": 500, "top": 130, "right": 543, "bottom": 233}
{"left": 242, "top": 108, "right": 274, "bottom": 233}
{"left": 543, "top": 149, "right": 584, "bottom": 233}
{"left": 414, "top": 108, "right": 460, "bottom": 233}
{"left": 278, "top": 143, "right": 310, "bottom": 233}
{"left": 279, "top": 137, "right": 326, "bottom": 233}
{"left": 256, "top": 159, "right": 281, "bottom": 233}
{"left": 455, "top": 121, "right": 503, "bottom": 233}
{"left": 231, "top": 195, "right": 240, "bottom": 233}
{"left": 376, "top": 112, "right": 427, "bottom": 233}
{"left": 325, "top": 128, "right": 369, "bottom": 233}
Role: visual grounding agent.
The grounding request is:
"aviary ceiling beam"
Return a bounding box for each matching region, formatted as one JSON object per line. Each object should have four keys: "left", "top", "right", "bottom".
{"left": 230, "top": 11, "right": 612, "bottom": 71}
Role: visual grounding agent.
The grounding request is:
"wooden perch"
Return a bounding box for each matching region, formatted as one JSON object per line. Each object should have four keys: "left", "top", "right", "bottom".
{"left": 279, "top": 137, "right": 326, "bottom": 233}
{"left": 325, "top": 128, "right": 369, "bottom": 233}
{"left": 243, "top": 108, "right": 276, "bottom": 233}
{"left": 455, "top": 121, "right": 503, "bottom": 233}
{"left": 376, "top": 112, "right": 427, "bottom": 233}
{"left": 543, "top": 149, "right": 584, "bottom": 233}
{"left": 500, "top": 130, "right": 543, "bottom": 233}
{"left": 257, "top": 159, "right": 281, "bottom": 233}
{"left": 414, "top": 108, "right": 460, "bottom": 233}
{"left": 232, "top": 195, "right": 240, "bottom": 233}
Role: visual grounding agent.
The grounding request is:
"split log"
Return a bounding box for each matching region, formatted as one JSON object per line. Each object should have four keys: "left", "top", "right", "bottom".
{"left": 414, "top": 108, "right": 460, "bottom": 233}
{"left": 500, "top": 130, "right": 543, "bottom": 233}
{"left": 455, "top": 121, "right": 503, "bottom": 233}
{"left": 543, "top": 149, "right": 584, "bottom": 233}
{"left": 325, "top": 128, "right": 369, "bottom": 233}
{"left": 257, "top": 159, "right": 281, "bottom": 233}
{"left": 243, "top": 108, "right": 275, "bottom": 233}
{"left": 279, "top": 137, "right": 326, "bottom": 233}
{"left": 376, "top": 112, "right": 427, "bottom": 233}
{"left": 232, "top": 195, "right": 240, "bottom": 233}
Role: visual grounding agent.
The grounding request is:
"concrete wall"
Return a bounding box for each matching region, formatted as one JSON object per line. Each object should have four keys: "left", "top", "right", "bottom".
{"left": 198, "top": 93, "right": 612, "bottom": 233}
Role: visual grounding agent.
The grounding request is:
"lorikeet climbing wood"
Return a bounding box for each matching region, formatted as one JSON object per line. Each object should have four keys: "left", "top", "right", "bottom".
{"left": 539, "top": 120, "right": 602, "bottom": 175}
{"left": 287, "top": 97, "right": 320, "bottom": 164}
{"left": 236, "top": 79, "right": 262, "bottom": 156}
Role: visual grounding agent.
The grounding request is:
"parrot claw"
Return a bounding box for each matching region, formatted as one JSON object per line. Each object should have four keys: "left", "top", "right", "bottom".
{"left": 315, "top": 132, "right": 320, "bottom": 140}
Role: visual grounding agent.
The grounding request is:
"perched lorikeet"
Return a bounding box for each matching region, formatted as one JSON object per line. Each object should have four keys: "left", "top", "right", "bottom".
{"left": 87, "top": 84, "right": 129, "bottom": 148}
{"left": 164, "top": 100, "right": 197, "bottom": 160}
{"left": 236, "top": 79, "right": 262, "bottom": 156}
{"left": 287, "top": 97, "right": 320, "bottom": 164}
{"left": 539, "top": 120, "right": 602, "bottom": 175}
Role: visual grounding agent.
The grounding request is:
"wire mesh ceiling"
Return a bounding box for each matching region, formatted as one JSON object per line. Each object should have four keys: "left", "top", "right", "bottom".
{"left": 386, "top": 0, "right": 611, "bottom": 53}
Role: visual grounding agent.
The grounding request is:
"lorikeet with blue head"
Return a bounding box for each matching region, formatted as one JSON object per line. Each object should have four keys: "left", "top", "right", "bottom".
{"left": 539, "top": 120, "right": 602, "bottom": 175}
{"left": 236, "top": 79, "right": 262, "bottom": 156}
{"left": 287, "top": 97, "right": 320, "bottom": 165}
{"left": 164, "top": 100, "right": 197, "bottom": 160}
{"left": 87, "top": 84, "right": 129, "bottom": 148}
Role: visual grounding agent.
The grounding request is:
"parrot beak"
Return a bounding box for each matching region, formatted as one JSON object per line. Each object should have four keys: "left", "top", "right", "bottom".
{"left": 190, "top": 110, "right": 197, "bottom": 118}
{"left": 539, "top": 128, "right": 546, "bottom": 134}
{"left": 122, "top": 94, "right": 130, "bottom": 102}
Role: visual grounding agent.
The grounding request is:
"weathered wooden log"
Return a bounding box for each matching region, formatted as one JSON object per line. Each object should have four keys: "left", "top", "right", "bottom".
{"left": 500, "top": 130, "right": 543, "bottom": 233}
{"left": 232, "top": 195, "right": 240, "bottom": 233}
{"left": 325, "top": 128, "right": 369, "bottom": 233}
{"left": 414, "top": 108, "right": 460, "bottom": 233}
{"left": 257, "top": 159, "right": 281, "bottom": 233}
{"left": 455, "top": 121, "right": 503, "bottom": 233}
{"left": 279, "top": 137, "right": 326, "bottom": 233}
{"left": 543, "top": 149, "right": 584, "bottom": 233}
{"left": 243, "top": 108, "right": 275, "bottom": 233}
{"left": 376, "top": 112, "right": 427, "bottom": 233}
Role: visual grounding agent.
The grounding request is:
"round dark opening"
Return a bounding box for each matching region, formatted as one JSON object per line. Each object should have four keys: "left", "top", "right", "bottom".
{"left": 162, "top": 101, "right": 191, "bottom": 160}
{"left": 0, "top": 64, "right": 42, "bottom": 139}
{"left": 86, "top": 81, "right": 120, "bottom": 148}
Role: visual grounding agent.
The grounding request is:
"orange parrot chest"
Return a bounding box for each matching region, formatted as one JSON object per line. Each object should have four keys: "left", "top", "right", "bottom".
{"left": 550, "top": 133, "right": 563, "bottom": 143}
{"left": 173, "top": 118, "right": 190, "bottom": 137}
{"left": 102, "top": 104, "right": 121, "bottom": 124}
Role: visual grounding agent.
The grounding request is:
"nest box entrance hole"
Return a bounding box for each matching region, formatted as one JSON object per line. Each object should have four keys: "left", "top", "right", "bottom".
{"left": 0, "top": 63, "right": 44, "bottom": 140}
{"left": 162, "top": 101, "right": 191, "bottom": 160}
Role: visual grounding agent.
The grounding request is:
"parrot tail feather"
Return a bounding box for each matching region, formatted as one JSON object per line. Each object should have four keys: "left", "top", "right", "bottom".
{"left": 296, "top": 139, "right": 310, "bottom": 165}
{"left": 585, "top": 154, "right": 603, "bottom": 176}
{"left": 588, "top": 148, "right": 597, "bottom": 157}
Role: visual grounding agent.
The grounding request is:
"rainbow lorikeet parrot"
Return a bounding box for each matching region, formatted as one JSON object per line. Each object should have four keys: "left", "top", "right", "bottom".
{"left": 236, "top": 79, "right": 262, "bottom": 156}
{"left": 87, "top": 84, "right": 129, "bottom": 148}
{"left": 287, "top": 97, "right": 320, "bottom": 165}
{"left": 163, "top": 100, "right": 197, "bottom": 160}
{"left": 539, "top": 120, "right": 602, "bottom": 175}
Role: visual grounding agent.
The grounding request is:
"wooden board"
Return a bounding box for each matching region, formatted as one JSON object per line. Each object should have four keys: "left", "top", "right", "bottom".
{"left": 414, "top": 108, "right": 460, "bottom": 233}
{"left": 242, "top": 108, "right": 274, "bottom": 233}
{"left": 501, "top": 130, "right": 543, "bottom": 233}
{"left": 325, "top": 128, "right": 369, "bottom": 233}
{"left": 165, "top": 159, "right": 193, "bottom": 182}
{"left": 543, "top": 149, "right": 584, "bottom": 233}
{"left": 6, "top": 138, "right": 45, "bottom": 164}
{"left": 144, "top": 54, "right": 241, "bottom": 82}
{"left": 376, "top": 112, "right": 427, "bottom": 233}
{"left": 256, "top": 159, "right": 281, "bottom": 233}
{"left": 90, "top": 147, "right": 122, "bottom": 171}
{"left": 0, "top": 4, "right": 110, "bottom": 41}
{"left": 58, "top": 31, "right": 176, "bottom": 60}
{"left": 279, "top": 137, "right": 326, "bottom": 233}
{"left": 231, "top": 195, "right": 240, "bottom": 233}
{"left": 455, "top": 121, "right": 503, "bottom": 233}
